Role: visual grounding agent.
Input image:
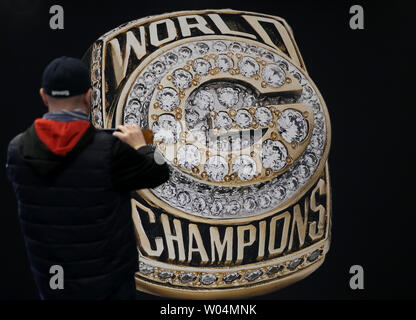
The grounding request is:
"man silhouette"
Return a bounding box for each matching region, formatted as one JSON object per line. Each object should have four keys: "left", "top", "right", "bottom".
{"left": 6, "top": 56, "right": 169, "bottom": 299}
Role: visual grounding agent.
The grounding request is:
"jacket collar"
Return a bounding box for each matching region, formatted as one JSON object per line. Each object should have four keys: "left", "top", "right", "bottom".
{"left": 43, "top": 109, "right": 89, "bottom": 122}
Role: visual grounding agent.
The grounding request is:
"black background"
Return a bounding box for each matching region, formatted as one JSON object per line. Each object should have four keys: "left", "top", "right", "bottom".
{"left": 0, "top": 0, "right": 414, "bottom": 300}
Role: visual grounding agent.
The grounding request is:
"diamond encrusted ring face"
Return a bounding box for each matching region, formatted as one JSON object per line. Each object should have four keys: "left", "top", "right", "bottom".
{"left": 121, "top": 39, "right": 327, "bottom": 219}
{"left": 88, "top": 9, "right": 331, "bottom": 299}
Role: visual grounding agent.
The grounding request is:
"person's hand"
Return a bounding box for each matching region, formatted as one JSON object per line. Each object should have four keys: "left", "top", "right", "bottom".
{"left": 113, "top": 125, "right": 146, "bottom": 149}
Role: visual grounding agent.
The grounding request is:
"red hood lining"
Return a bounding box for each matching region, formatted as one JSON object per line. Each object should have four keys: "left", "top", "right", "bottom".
{"left": 34, "top": 119, "right": 90, "bottom": 156}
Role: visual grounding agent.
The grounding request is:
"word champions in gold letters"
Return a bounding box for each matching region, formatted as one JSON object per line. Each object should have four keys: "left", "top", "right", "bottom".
{"left": 133, "top": 178, "right": 327, "bottom": 266}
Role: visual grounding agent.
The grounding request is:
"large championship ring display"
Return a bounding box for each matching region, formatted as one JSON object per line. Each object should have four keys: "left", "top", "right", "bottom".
{"left": 85, "top": 9, "right": 331, "bottom": 299}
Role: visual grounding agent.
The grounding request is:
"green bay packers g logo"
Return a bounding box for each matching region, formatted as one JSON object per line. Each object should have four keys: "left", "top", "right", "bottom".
{"left": 86, "top": 9, "right": 331, "bottom": 299}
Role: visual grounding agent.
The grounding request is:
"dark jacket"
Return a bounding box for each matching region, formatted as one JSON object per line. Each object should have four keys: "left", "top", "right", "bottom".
{"left": 6, "top": 112, "right": 169, "bottom": 299}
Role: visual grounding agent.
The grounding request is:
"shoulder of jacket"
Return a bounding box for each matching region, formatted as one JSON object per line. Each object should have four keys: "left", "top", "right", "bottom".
{"left": 91, "top": 129, "right": 120, "bottom": 152}
{"left": 8, "top": 132, "right": 25, "bottom": 150}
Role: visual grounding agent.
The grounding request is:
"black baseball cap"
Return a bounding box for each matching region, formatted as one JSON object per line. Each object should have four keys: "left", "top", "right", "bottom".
{"left": 42, "top": 56, "right": 91, "bottom": 98}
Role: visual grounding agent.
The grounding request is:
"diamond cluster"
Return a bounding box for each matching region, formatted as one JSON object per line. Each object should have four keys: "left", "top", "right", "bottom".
{"left": 90, "top": 42, "right": 103, "bottom": 128}
{"left": 124, "top": 40, "right": 327, "bottom": 218}
{"left": 137, "top": 247, "right": 323, "bottom": 287}
{"left": 150, "top": 55, "right": 310, "bottom": 186}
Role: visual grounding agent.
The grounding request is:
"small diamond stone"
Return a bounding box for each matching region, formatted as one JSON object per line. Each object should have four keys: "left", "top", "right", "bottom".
{"left": 214, "top": 111, "right": 233, "bottom": 130}
{"left": 310, "top": 135, "right": 324, "bottom": 149}
{"left": 243, "top": 197, "right": 257, "bottom": 211}
{"left": 132, "top": 82, "right": 147, "bottom": 97}
{"left": 201, "top": 274, "right": 217, "bottom": 285}
{"left": 233, "top": 155, "right": 257, "bottom": 181}
{"left": 245, "top": 269, "right": 263, "bottom": 281}
{"left": 205, "top": 156, "right": 229, "bottom": 182}
{"left": 314, "top": 119, "right": 325, "bottom": 131}
{"left": 229, "top": 42, "right": 243, "bottom": 53}
{"left": 223, "top": 272, "right": 241, "bottom": 283}
{"left": 124, "top": 98, "right": 140, "bottom": 117}
{"left": 179, "top": 273, "right": 196, "bottom": 283}
{"left": 193, "top": 58, "right": 211, "bottom": 76}
{"left": 293, "top": 164, "right": 310, "bottom": 182}
{"left": 192, "top": 197, "right": 207, "bottom": 211}
{"left": 161, "top": 184, "right": 177, "bottom": 199}
{"left": 92, "top": 109, "right": 103, "bottom": 127}
{"left": 247, "top": 46, "right": 258, "bottom": 55}
{"left": 177, "top": 144, "right": 201, "bottom": 170}
{"left": 124, "top": 112, "right": 138, "bottom": 125}
{"left": 293, "top": 72, "right": 302, "bottom": 82}
{"left": 143, "top": 72, "right": 156, "bottom": 85}
{"left": 92, "top": 65, "right": 101, "bottom": 83}
{"left": 226, "top": 200, "right": 241, "bottom": 215}
{"left": 171, "top": 171, "right": 191, "bottom": 185}
{"left": 277, "top": 109, "right": 308, "bottom": 143}
{"left": 139, "top": 263, "right": 154, "bottom": 275}
{"left": 185, "top": 109, "right": 200, "bottom": 128}
{"left": 164, "top": 52, "right": 178, "bottom": 66}
{"left": 278, "top": 60, "right": 289, "bottom": 71}
{"left": 93, "top": 46, "right": 101, "bottom": 63}
{"left": 172, "top": 69, "right": 193, "bottom": 89}
{"left": 179, "top": 46, "right": 193, "bottom": 59}
{"left": 210, "top": 200, "right": 224, "bottom": 216}
{"left": 216, "top": 54, "right": 234, "bottom": 72}
{"left": 288, "top": 258, "right": 303, "bottom": 270}
{"left": 158, "top": 270, "right": 175, "bottom": 280}
{"left": 261, "top": 50, "right": 275, "bottom": 62}
{"left": 92, "top": 88, "right": 101, "bottom": 106}
{"left": 235, "top": 109, "right": 253, "bottom": 128}
{"left": 260, "top": 139, "right": 288, "bottom": 171}
{"left": 301, "top": 85, "right": 313, "bottom": 100}
{"left": 195, "top": 42, "right": 209, "bottom": 55}
{"left": 271, "top": 185, "right": 286, "bottom": 200}
{"left": 125, "top": 99, "right": 141, "bottom": 114}
{"left": 213, "top": 41, "right": 227, "bottom": 52}
{"left": 193, "top": 90, "right": 214, "bottom": 110}
{"left": 311, "top": 101, "right": 321, "bottom": 113}
{"left": 307, "top": 249, "right": 323, "bottom": 262}
{"left": 238, "top": 57, "right": 260, "bottom": 78}
{"left": 152, "top": 61, "right": 166, "bottom": 75}
{"left": 243, "top": 94, "right": 256, "bottom": 107}
{"left": 255, "top": 107, "right": 273, "bottom": 126}
{"left": 315, "top": 112, "right": 324, "bottom": 122}
{"left": 259, "top": 194, "right": 272, "bottom": 209}
{"left": 262, "top": 64, "right": 286, "bottom": 87}
{"left": 177, "top": 191, "right": 191, "bottom": 207}
{"left": 315, "top": 117, "right": 325, "bottom": 130}
{"left": 152, "top": 114, "right": 182, "bottom": 144}
{"left": 303, "top": 152, "right": 318, "bottom": 167}
{"left": 285, "top": 177, "right": 299, "bottom": 191}
{"left": 157, "top": 87, "right": 180, "bottom": 111}
{"left": 266, "top": 265, "right": 282, "bottom": 276}
{"left": 217, "top": 87, "right": 239, "bottom": 107}
{"left": 314, "top": 116, "right": 324, "bottom": 129}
